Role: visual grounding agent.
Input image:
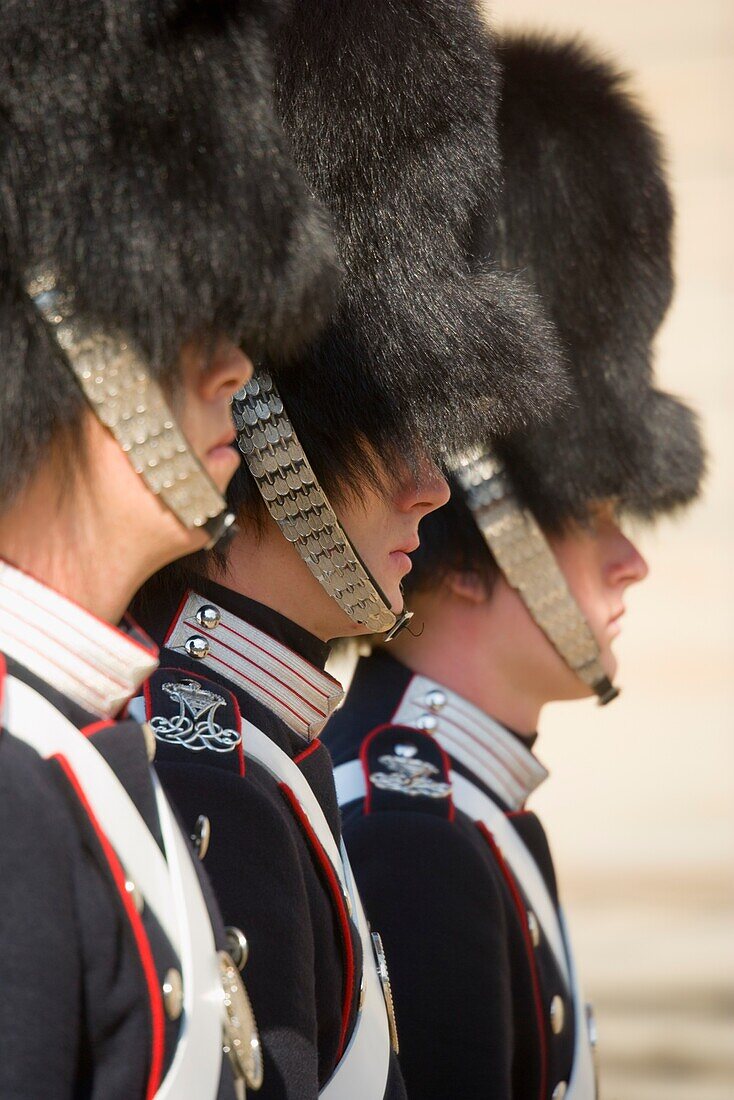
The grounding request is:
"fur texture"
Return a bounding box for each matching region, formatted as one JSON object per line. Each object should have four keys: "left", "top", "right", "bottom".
{"left": 0, "top": 0, "right": 340, "bottom": 507}
{"left": 269, "top": 1, "right": 566, "bottom": 464}
{"left": 480, "top": 34, "right": 706, "bottom": 524}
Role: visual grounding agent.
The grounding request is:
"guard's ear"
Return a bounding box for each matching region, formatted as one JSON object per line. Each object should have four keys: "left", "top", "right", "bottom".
{"left": 445, "top": 571, "right": 489, "bottom": 605}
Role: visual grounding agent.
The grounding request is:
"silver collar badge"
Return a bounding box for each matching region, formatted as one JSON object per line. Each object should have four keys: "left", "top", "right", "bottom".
{"left": 369, "top": 753, "right": 452, "bottom": 800}
{"left": 150, "top": 680, "right": 242, "bottom": 754}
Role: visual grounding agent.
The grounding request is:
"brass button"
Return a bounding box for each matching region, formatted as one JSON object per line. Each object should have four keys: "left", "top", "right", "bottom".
{"left": 527, "top": 910, "right": 540, "bottom": 948}
{"left": 225, "top": 926, "right": 249, "bottom": 971}
{"left": 190, "top": 814, "right": 211, "bottom": 861}
{"left": 424, "top": 689, "right": 447, "bottom": 712}
{"left": 551, "top": 1082, "right": 567, "bottom": 1099}
{"left": 195, "top": 605, "right": 221, "bottom": 630}
{"left": 550, "top": 994, "right": 565, "bottom": 1035}
{"left": 184, "top": 635, "right": 210, "bottom": 660}
{"left": 162, "top": 968, "right": 183, "bottom": 1021}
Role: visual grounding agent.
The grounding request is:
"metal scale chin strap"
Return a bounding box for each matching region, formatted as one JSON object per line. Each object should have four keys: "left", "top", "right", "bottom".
{"left": 232, "top": 370, "right": 412, "bottom": 641}
{"left": 453, "top": 448, "right": 619, "bottom": 706}
{"left": 26, "top": 269, "right": 235, "bottom": 549}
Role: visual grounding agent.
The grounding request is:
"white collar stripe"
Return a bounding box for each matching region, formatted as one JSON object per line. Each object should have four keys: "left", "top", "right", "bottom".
{"left": 391, "top": 673, "right": 548, "bottom": 811}
{"left": 0, "top": 562, "right": 158, "bottom": 718}
{"left": 218, "top": 619, "right": 333, "bottom": 699}
{"left": 437, "top": 708, "right": 537, "bottom": 789}
{"left": 166, "top": 592, "right": 344, "bottom": 741}
{"left": 179, "top": 616, "right": 329, "bottom": 720}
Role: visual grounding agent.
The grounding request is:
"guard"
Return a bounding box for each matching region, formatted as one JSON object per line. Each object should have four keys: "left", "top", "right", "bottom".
{"left": 326, "top": 35, "right": 706, "bottom": 1100}
{"left": 130, "top": 5, "right": 566, "bottom": 1098}
{"left": 0, "top": 1, "right": 338, "bottom": 1097}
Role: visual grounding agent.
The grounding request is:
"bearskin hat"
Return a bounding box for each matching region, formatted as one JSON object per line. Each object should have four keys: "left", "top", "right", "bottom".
{"left": 0, "top": 0, "right": 339, "bottom": 507}
{"left": 266, "top": 0, "right": 566, "bottom": 475}
{"left": 475, "top": 34, "right": 706, "bottom": 527}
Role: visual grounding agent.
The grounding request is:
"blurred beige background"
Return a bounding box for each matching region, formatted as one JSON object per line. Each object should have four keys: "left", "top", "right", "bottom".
{"left": 484, "top": 1, "right": 734, "bottom": 1097}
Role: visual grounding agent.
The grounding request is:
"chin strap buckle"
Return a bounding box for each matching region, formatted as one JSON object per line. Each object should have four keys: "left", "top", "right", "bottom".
{"left": 383, "top": 609, "right": 414, "bottom": 643}
{"left": 203, "top": 511, "right": 238, "bottom": 551}
{"left": 594, "top": 677, "right": 620, "bottom": 706}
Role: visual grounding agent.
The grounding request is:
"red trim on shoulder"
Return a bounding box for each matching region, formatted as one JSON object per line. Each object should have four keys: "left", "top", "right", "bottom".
{"left": 359, "top": 722, "right": 455, "bottom": 820}
{"left": 294, "top": 739, "right": 322, "bottom": 766}
{"left": 145, "top": 667, "right": 245, "bottom": 776}
{"left": 163, "top": 590, "right": 192, "bottom": 648}
{"left": 278, "top": 783, "right": 355, "bottom": 1064}
{"left": 476, "top": 822, "right": 547, "bottom": 1100}
{"left": 81, "top": 719, "right": 116, "bottom": 739}
{"left": 52, "top": 752, "right": 165, "bottom": 1100}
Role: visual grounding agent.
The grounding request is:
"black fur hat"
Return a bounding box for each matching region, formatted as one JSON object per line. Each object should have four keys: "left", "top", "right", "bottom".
{"left": 0, "top": 0, "right": 340, "bottom": 507}
{"left": 476, "top": 34, "right": 706, "bottom": 527}
{"left": 267, "top": 1, "right": 566, "bottom": 470}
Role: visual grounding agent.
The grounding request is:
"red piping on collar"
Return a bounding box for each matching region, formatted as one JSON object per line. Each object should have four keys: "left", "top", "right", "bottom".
{"left": 0, "top": 556, "right": 158, "bottom": 662}
{"left": 181, "top": 618, "right": 328, "bottom": 719}
{"left": 218, "top": 618, "right": 336, "bottom": 697}
{"left": 163, "top": 590, "right": 192, "bottom": 648}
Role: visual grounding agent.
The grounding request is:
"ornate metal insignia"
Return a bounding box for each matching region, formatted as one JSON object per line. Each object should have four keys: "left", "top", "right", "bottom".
{"left": 150, "top": 680, "right": 241, "bottom": 753}
{"left": 369, "top": 753, "right": 451, "bottom": 799}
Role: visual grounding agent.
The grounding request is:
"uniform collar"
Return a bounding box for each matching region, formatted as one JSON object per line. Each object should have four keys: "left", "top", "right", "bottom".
{"left": 160, "top": 582, "right": 344, "bottom": 741}
{"left": 0, "top": 560, "right": 158, "bottom": 718}
{"left": 391, "top": 669, "right": 548, "bottom": 810}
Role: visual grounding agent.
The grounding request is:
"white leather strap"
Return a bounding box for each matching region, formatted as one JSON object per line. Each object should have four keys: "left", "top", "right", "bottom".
{"left": 560, "top": 909, "right": 597, "bottom": 1100}
{"left": 242, "top": 721, "right": 391, "bottom": 1099}
{"left": 3, "top": 675, "right": 224, "bottom": 1099}
{"left": 153, "top": 776, "right": 225, "bottom": 1100}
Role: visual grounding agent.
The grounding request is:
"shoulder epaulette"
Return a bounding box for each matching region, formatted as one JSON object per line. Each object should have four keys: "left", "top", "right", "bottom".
{"left": 144, "top": 668, "right": 244, "bottom": 775}
{"left": 360, "top": 723, "right": 454, "bottom": 820}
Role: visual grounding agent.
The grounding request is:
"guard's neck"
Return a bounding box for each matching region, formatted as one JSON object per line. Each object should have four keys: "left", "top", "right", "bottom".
{"left": 388, "top": 595, "right": 544, "bottom": 738}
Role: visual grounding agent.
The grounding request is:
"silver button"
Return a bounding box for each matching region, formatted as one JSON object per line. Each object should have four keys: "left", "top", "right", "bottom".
{"left": 124, "top": 878, "right": 144, "bottom": 913}
{"left": 550, "top": 994, "right": 565, "bottom": 1034}
{"left": 225, "top": 926, "right": 249, "bottom": 971}
{"left": 551, "top": 1082, "right": 567, "bottom": 1099}
{"left": 527, "top": 910, "right": 540, "bottom": 947}
{"left": 394, "top": 743, "right": 418, "bottom": 758}
{"left": 424, "top": 689, "right": 447, "bottom": 712}
{"left": 415, "top": 714, "right": 438, "bottom": 732}
{"left": 195, "top": 604, "right": 221, "bottom": 630}
{"left": 184, "top": 635, "right": 210, "bottom": 659}
{"left": 190, "top": 814, "right": 211, "bottom": 861}
{"left": 162, "top": 968, "right": 183, "bottom": 1020}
